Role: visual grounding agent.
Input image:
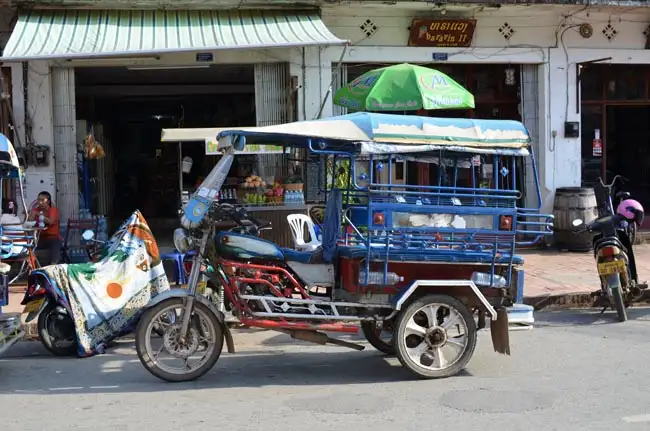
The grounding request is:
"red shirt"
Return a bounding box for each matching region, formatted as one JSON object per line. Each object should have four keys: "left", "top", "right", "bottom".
{"left": 39, "top": 206, "right": 61, "bottom": 240}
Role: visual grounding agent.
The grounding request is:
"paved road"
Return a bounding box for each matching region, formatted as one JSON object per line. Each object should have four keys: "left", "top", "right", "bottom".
{"left": 2, "top": 308, "right": 650, "bottom": 431}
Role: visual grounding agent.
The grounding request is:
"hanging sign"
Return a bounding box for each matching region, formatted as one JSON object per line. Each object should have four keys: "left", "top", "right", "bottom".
{"left": 408, "top": 19, "right": 476, "bottom": 47}
{"left": 592, "top": 129, "right": 602, "bottom": 157}
{"left": 205, "top": 139, "right": 287, "bottom": 155}
{"left": 592, "top": 139, "right": 602, "bottom": 157}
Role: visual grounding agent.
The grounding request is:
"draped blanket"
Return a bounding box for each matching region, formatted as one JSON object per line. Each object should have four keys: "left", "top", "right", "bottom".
{"left": 33, "top": 210, "right": 170, "bottom": 357}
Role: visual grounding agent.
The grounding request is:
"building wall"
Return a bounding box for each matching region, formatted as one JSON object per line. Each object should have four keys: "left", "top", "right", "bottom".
{"left": 9, "top": 3, "right": 650, "bottom": 215}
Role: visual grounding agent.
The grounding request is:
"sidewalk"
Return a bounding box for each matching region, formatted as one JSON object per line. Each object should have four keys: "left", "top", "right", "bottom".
{"left": 520, "top": 244, "right": 650, "bottom": 308}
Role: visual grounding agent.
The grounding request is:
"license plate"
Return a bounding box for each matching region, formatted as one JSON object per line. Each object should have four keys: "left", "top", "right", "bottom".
{"left": 22, "top": 298, "right": 45, "bottom": 314}
{"left": 597, "top": 260, "right": 626, "bottom": 276}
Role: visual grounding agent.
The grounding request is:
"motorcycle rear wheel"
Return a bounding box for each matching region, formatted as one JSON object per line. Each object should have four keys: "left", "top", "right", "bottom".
{"left": 607, "top": 273, "right": 628, "bottom": 322}
{"left": 135, "top": 298, "right": 224, "bottom": 382}
{"left": 38, "top": 302, "right": 78, "bottom": 357}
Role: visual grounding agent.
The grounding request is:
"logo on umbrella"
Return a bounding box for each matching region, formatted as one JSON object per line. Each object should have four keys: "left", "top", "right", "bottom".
{"left": 419, "top": 75, "right": 450, "bottom": 90}
{"left": 347, "top": 73, "right": 380, "bottom": 94}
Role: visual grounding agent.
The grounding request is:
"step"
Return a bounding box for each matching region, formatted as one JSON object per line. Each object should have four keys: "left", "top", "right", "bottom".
{"left": 506, "top": 303, "right": 534, "bottom": 330}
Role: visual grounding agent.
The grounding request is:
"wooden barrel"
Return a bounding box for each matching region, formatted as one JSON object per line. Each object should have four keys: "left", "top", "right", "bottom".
{"left": 552, "top": 187, "right": 599, "bottom": 252}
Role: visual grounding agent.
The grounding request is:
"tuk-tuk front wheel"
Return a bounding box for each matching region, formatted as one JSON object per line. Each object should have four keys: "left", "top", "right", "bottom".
{"left": 394, "top": 294, "right": 477, "bottom": 379}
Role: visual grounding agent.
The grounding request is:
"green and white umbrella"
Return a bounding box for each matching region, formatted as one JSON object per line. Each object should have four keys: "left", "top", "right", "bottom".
{"left": 334, "top": 63, "right": 475, "bottom": 111}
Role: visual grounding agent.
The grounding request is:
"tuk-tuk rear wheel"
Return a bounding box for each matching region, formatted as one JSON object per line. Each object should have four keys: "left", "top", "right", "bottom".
{"left": 394, "top": 294, "right": 477, "bottom": 379}
{"left": 360, "top": 320, "right": 395, "bottom": 355}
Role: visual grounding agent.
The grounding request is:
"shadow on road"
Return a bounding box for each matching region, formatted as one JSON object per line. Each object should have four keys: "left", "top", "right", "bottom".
{"left": 0, "top": 336, "right": 475, "bottom": 395}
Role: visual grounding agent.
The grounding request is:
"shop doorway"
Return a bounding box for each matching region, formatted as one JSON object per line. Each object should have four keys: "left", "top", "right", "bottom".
{"left": 605, "top": 105, "right": 650, "bottom": 209}
{"left": 75, "top": 64, "right": 256, "bottom": 235}
{"left": 580, "top": 64, "right": 650, "bottom": 224}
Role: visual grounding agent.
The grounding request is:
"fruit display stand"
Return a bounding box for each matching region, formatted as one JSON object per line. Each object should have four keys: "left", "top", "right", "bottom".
{"left": 233, "top": 174, "right": 310, "bottom": 247}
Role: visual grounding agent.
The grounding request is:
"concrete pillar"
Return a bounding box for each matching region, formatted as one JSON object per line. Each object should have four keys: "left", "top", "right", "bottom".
{"left": 542, "top": 48, "right": 582, "bottom": 213}
{"left": 23, "top": 60, "right": 56, "bottom": 211}
{"left": 294, "top": 46, "right": 333, "bottom": 121}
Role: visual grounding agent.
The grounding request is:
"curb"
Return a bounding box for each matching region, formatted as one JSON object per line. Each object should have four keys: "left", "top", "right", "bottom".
{"left": 523, "top": 293, "right": 595, "bottom": 311}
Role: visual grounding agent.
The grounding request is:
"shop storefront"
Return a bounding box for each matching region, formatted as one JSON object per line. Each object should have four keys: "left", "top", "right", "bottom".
{"left": 0, "top": 8, "right": 346, "bottom": 231}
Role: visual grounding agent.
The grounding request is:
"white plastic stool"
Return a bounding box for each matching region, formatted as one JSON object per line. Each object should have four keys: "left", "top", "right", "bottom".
{"left": 287, "top": 214, "right": 321, "bottom": 252}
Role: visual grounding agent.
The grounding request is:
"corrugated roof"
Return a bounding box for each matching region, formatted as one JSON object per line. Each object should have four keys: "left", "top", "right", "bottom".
{"left": 1, "top": 9, "right": 347, "bottom": 61}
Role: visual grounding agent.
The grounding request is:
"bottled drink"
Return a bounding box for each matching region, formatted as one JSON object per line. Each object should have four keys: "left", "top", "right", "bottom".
{"left": 358, "top": 270, "right": 403, "bottom": 285}
{"left": 38, "top": 212, "right": 45, "bottom": 228}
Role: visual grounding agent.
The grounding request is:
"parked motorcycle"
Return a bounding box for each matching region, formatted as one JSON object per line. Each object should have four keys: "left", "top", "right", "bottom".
{"left": 21, "top": 211, "right": 171, "bottom": 357}
{"left": 573, "top": 176, "right": 646, "bottom": 322}
{"left": 597, "top": 175, "right": 637, "bottom": 244}
{"left": 20, "top": 230, "right": 101, "bottom": 356}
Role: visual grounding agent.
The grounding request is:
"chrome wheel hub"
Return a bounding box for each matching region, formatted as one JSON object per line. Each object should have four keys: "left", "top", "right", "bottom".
{"left": 163, "top": 324, "right": 200, "bottom": 358}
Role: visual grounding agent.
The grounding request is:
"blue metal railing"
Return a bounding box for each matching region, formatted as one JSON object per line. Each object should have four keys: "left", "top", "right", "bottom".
{"left": 317, "top": 149, "right": 553, "bottom": 289}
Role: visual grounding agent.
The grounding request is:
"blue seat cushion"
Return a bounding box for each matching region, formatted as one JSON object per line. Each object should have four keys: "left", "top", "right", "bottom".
{"left": 282, "top": 248, "right": 321, "bottom": 264}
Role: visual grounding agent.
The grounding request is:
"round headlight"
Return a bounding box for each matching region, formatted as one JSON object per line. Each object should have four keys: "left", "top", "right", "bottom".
{"left": 173, "top": 228, "right": 193, "bottom": 253}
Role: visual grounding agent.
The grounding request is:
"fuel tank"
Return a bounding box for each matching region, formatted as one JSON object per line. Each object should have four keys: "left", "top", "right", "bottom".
{"left": 214, "top": 231, "right": 284, "bottom": 261}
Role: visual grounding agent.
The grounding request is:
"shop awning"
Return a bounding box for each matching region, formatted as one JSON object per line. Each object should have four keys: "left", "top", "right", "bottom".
{"left": 161, "top": 127, "right": 250, "bottom": 143}
{"left": 1, "top": 9, "right": 347, "bottom": 61}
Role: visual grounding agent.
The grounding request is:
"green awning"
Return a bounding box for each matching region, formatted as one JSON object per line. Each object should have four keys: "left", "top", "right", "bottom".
{"left": 1, "top": 9, "right": 347, "bottom": 61}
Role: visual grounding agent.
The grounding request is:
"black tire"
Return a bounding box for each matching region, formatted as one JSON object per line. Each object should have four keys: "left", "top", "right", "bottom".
{"left": 394, "top": 294, "right": 477, "bottom": 379}
{"left": 38, "top": 302, "right": 78, "bottom": 357}
{"left": 135, "top": 298, "right": 224, "bottom": 383}
{"left": 612, "top": 285, "right": 628, "bottom": 323}
{"left": 360, "top": 320, "right": 395, "bottom": 355}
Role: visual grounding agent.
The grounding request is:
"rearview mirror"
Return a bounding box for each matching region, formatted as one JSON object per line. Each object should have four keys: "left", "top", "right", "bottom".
{"left": 82, "top": 230, "right": 95, "bottom": 241}
{"left": 572, "top": 219, "right": 584, "bottom": 227}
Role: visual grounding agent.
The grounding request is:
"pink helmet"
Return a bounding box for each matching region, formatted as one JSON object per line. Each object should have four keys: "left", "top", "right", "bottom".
{"left": 616, "top": 199, "right": 645, "bottom": 225}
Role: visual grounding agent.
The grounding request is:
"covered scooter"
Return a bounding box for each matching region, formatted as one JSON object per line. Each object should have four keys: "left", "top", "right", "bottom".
{"left": 21, "top": 210, "right": 171, "bottom": 356}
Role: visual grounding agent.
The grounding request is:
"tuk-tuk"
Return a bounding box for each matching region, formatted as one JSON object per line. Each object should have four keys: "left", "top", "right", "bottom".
{"left": 134, "top": 112, "right": 554, "bottom": 382}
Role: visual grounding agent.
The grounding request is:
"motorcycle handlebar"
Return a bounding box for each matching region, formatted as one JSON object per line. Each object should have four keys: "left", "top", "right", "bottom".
{"left": 210, "top": 202, "right": 268, "bottom": 230}
{"left": 598, "top": 175, "right": 628, "bottom": 189}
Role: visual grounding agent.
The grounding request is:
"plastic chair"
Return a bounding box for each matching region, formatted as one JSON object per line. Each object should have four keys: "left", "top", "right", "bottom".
{"left": 161, "top": 250, "right": 188, "bottom": 286}
{"left": 62, "top": 218, "right": 100, "bottom": 263}
{"left": 287, "top": 214, "right": 321, "bottom": 252}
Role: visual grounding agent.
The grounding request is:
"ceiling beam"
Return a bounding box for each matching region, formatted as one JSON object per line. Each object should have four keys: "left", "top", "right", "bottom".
{"left": 76, "top": 84, "right": 254, "bottom": 98}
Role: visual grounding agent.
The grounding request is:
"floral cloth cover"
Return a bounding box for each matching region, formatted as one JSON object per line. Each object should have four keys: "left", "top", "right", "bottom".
{"left": 33, "top": 210, "right": 170, "bottom": 356}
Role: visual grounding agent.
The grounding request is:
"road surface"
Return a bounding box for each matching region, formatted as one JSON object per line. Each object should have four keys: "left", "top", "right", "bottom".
{"left": 2, "top": 307, "right": 650, "bottom": 431}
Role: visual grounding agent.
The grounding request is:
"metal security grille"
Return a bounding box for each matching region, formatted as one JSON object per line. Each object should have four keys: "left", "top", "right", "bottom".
{"left": 520, "top": 64, "right": 540, "bottom": 209}
{"left": 253, "top": 62, "right": 290, "bottom": 183}
{"left": 52, "top": 67, "right": 79, "bottom": 222}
